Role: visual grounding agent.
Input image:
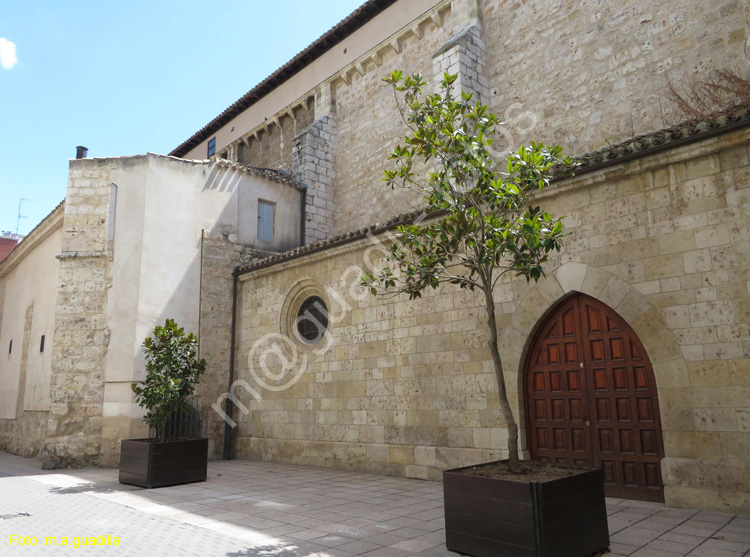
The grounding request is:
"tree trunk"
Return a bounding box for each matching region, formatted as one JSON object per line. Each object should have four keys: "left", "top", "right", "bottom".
{"left": 484, "top": 288, "right": 522, "bottom": 474}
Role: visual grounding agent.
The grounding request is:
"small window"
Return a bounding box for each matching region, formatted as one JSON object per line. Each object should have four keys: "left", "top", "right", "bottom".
{"left": 257, "top": 200, "right": 275, "bottom": 242}
{"left": 207, "top": 137, "right": 216, "bottom": 157}
{"left": 8, "top": 340, "right": 11, "bottom": 354}
{"left": 40, "top": 335, "right": 45, "bottom": 353}
{"left": 296, "top": 296, "right": 328, "bottom": 344}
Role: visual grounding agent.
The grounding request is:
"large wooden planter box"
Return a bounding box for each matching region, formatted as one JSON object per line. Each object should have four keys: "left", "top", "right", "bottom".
{"left": 119, "top": 438, "right": 208, "bottom": 489}
{"left": 444, "top": 460, "right": 609, "bottom": 557}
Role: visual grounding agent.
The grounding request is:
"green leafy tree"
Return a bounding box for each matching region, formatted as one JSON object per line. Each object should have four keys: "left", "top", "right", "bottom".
{"left": 132, "top": 319, "right": 207, "bottom": 442}
{"left": 362, "top": 72, "right": 576, "bottom": 473}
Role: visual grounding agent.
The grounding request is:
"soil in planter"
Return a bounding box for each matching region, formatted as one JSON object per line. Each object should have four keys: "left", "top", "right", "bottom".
{"left": 459, "top": 461, "right": 590, "bottom": 482}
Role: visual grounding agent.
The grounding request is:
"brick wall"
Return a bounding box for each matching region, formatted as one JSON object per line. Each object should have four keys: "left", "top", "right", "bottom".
{"left": 0, "top": 238, "right": 18, "bottom": 263}
{"left": 232, "top": 128, "right": 750, "bottom": 512}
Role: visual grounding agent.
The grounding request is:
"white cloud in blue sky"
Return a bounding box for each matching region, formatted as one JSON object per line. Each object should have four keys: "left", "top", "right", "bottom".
{"left": 0, "top": 38, "right": 18, "bottom": 69}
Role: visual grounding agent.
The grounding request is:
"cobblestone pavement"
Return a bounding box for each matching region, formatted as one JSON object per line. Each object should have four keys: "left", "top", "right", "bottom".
{"left": 1, "top": 451, "right": 748, "bottom": 556}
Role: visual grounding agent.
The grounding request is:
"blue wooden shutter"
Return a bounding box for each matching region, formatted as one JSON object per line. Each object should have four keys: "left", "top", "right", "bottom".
{"left": 257, "top": 200, "right": 275, "bottom": 242}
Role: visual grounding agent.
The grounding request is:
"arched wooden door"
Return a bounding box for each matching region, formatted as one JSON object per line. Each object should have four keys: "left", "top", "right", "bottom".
{"left": 524, "top": 293, "right": 665, "bottom": 501}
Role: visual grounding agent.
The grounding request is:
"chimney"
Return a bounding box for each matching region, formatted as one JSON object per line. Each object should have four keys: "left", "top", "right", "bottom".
{"left": 75, "top": 146, "right": 88, "bottom": 159}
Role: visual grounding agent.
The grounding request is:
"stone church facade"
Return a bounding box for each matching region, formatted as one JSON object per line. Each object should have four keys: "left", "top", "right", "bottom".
{"left": 232, "top": 125, "right": 750, "bottom": 511}
{"left": 1, "top": 0, "right": 750, "bottom": 512}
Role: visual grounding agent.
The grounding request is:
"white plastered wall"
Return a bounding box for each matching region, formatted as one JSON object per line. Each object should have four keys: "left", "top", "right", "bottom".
{"left": 101, "top": 155, "right": 299, "bottom": 442}
{"left": 238, "top": 176, "right": 302, "bottom": 251}
{"left": 0, "top": 226, "right": 63, "bottom": 417}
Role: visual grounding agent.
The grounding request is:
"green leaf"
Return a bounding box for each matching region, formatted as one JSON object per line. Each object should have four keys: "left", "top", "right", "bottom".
{"left": 133, "top": 318, "right": 207, "bottom": 441}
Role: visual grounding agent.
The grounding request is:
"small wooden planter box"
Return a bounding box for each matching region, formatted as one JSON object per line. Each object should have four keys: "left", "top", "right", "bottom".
{"left": 444, "top": 460, "right": 609, "bottom": 557}
{"left": 119, "top": 438, "right": 208, "bottom": 489}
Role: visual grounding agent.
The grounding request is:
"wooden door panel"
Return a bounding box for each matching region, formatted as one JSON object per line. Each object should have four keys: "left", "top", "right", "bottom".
{"left": 527, "top": 303, "right": 593, "bottom": 465}
{"left": 526, "top": 297, "right": 593, "bottom": 467}
{"left": 561, "top": 306, "right": 577, "bottom": 336}
{"left": 526, "top": 294, "right": 665, "bottom": 502}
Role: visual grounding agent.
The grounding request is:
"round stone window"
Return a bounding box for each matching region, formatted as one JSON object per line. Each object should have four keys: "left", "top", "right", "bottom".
{"left": 296, "top": 295, "right": 329, "bottom": 344}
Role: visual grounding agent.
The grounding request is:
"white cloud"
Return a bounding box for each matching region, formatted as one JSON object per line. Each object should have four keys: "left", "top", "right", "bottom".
{"left": 0, "top": 38, "right": 18, "bottom": 70}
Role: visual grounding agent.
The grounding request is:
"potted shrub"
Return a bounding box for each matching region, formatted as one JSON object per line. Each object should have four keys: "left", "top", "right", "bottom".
{"left": 363, "top": 72, "right": 609, "bottom": 556}
{"left": 119, "top": 318, "right": 208, "bottom": 489}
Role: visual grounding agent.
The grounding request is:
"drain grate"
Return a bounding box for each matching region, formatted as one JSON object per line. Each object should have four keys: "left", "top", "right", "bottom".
{"left": 0, "top": 513, "right": 30, "bottom": 520}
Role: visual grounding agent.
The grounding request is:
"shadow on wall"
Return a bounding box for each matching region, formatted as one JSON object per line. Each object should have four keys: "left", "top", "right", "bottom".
{"left": 202, "top": 164, "right": 240, "bottom": 194}
{"left": 116, "top": 161, "right": 246, "bottom": 464}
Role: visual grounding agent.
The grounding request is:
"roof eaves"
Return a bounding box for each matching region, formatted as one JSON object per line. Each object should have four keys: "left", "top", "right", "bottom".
{"left": 236, "top": 106, "right": 750, "bottom": 276}
{"left": 562, "top": 106, "right": 750, "bottom": 179}
{"left": 0, "top": 199, "right": 65, "bottom": 275}
{"left": 235, "top": 207, "right": 435, "bottom": 276}
{"left": 214, "top": 158, "right": 304, "bottom": 189}
{"left": 170, "top": 0, "right": 398, "bottom": 158}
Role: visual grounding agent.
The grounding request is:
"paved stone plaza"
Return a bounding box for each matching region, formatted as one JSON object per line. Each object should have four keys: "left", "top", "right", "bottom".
{"left": 0, "top": 452, "right": 748, "bottom": 556}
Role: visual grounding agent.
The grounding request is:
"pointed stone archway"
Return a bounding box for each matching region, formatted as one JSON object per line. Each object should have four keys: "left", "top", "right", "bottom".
{"left": 524, "top": 292, "right": 666, "bottom": 501}
{"left": 496, "top": 262, "right": 684, "bottom": 501}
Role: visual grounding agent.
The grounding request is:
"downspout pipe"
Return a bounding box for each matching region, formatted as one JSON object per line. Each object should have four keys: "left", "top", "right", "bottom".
{"left": 223, "top": 269, "right": 239, "bottom": 460}
{"left": 223, "top": 185, "right": 305, "bottom": 460}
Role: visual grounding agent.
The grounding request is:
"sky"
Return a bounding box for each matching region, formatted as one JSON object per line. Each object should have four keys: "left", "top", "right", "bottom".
{"left": 0, "top": 0, "right": 363, "bottom": 235}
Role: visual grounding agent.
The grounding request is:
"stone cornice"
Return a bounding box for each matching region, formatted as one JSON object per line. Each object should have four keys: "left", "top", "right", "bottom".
{"left": 237, "top": 234, "right": 379, "bottom": 282}
{"left": 179, "top": 0, "right": 452, "bottom": 160}
{"left": 560, "top": 107, "right": 750, "bottom": 180}
{"left": 56, "top": 250, "right": 113, "bottom": 260}
{"left": 541, "top": 125, "right": 750, "bottom": 201}
{"left": 171, "top": 0, "right": 404, "bottom": 157}
{"left": 237, "top": 120, "right": 750, "bottom": 278}
{"left": 236, "top": 208, "right": 432, "bottom": 277}
{"left": 214, "top": 159, "right": 303, "bottom": 189}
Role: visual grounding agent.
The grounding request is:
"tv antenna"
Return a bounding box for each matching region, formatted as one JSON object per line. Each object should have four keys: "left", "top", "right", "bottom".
{"left": 16, "top": 198, "right": 28, "bottom": 235}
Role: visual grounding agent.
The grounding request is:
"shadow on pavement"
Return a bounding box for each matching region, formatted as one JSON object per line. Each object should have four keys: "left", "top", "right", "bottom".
{"left": 225, "top": 545, "right": 312, "bottom": 557}
{"left": 47, "top": 483, "right": 121, "bottom": 495}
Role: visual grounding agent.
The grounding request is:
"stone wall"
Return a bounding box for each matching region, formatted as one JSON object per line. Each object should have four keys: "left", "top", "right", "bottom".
{"left": 236, "top": 102, "right": 314, "bottom": 171}
{"left": 0, "top": 208, "right": 64, "bottom": 459}
{"left": 44, "top": 161, "right": 113, "bottom": 468}
{"left": 0, "top": 411, "right": 47, "bottom": 457}
{"left": 211, "top": 0, "right": 747, "bottom": 242}
{"left": 495, "top": 129, "right": 750, "bottom": 512}
{"left": 198, "top": 230, "right": 241, "bottom": 459}
{"left": 0, "top": 305, "right": 42, "bottom": 457}
{"left": 432, "top": 24, "right": 488, "bottom": 103}
{"left": 333, "top": 15, "right": 453, "bottom": 236}
{"left": 292, "top": 113, "right": 338, "bottom": 243}
{"left": 484, "top": 0, "right": 747, "bottom": 154}
{"left": 198, "top": 231, "right": 283, "bottom": 459}
{"left": 233, "top": 128, "right": 750, "bottom": 512}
